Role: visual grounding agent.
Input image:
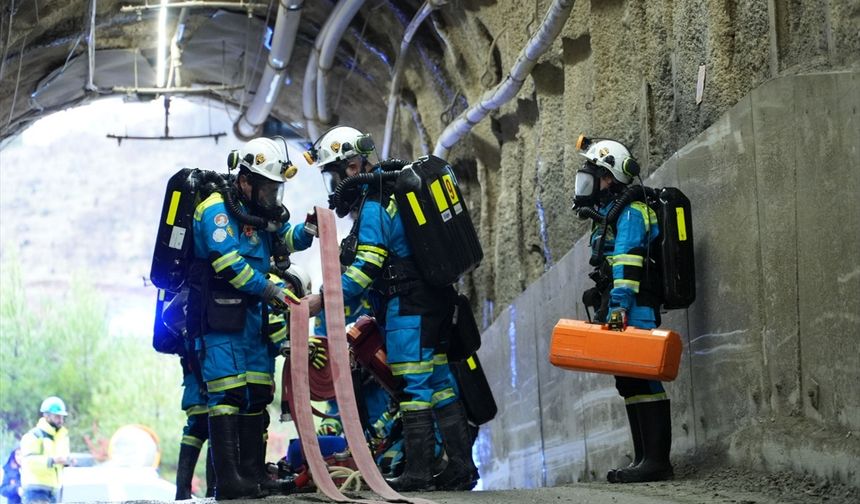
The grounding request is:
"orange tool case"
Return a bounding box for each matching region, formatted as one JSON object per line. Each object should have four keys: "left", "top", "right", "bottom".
{"left": 549, "top": 319, "right": 683, "bottom": 381}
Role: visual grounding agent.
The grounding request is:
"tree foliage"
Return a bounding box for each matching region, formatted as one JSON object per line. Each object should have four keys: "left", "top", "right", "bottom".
{"left": 0, "top": 259, "right": 184, "bottom": 480}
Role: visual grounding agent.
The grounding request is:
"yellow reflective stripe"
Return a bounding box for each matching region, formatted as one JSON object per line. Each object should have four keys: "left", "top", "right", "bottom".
{"left": 246, "top": 371, "right": 274, "bottom": 386}
{"left": 614, "top": 278, "right": 641, "bottom": 292}
{"left": 268, "top": 273, "right": 284, "bottom": 285}
{"left": 624, "top": 392, "right": 668, "bottom": 405}
{"left": 230, "top": 264, "right": 254, "bottom": 288}
{"left": 362, "top": 299, "right": 371, "bottom": 309}
{"left": 358, "top": 244, "right": 388, "bottom": 256}
{"left": 676, "top": 207, "right": 688, "bottom": 241}
{"left": 630, "top": 201, "right": 657, "bottom": 231}
{"left": 212, "top": 250, "right": 241, "bottom": 272}
{"left": 207, "top": 374, "right": 246, "bottom": 393}
{"left": 430, "top": 179, "right": 449, "bottom": 212}
{"left": 241, "top": 410, "right": 266, "bottom": 417}
{"left": 357, "top": 244, "right": 388, "bottom": 257}
{"left": 400, "top": 401, "right": 432, "bottom": 411}
{"left": 386, "top": 197, "right": 398, "bottom": 218}
{"left": 356, "top": 250, "right": 385, "bottom": 267}
{"left": 194, "top": 193, "right": 224, "bottom": 221}
{"left": 433, "top": 354, "right": 448, "bottom": 365}
{"left": 285, "top": 227, "right": 296, "bottom": 252}
{"left": 185, "top": 405, "right": 208, "bottom": 417}
{"left": 406, "top": 192, "right": 426, "bottom": 225}
{"left": 166, "top": 191, "right": 182, "bottom": 225}
{"left": 431, "top": 388, "right": 456, "bottom": 406}
{"left": 608, "top": 254, "right": 644, "bottom": 267}
{"left": 269, "top": 313, "right": 285, "bottom": 324}
{"left": 390, "top": 361, "right": 434, "bottom": 376}
{"left": 345, "top": 266, "right": 373, "bottom": 288}
{"left": 209, "top": 404, "right": 240, "bottom": 416}
{"left": 181, "top": 435, "right": 205, "bottom": 449}
{"left": 467, "top": 356, "right": 477, "bottom": 370}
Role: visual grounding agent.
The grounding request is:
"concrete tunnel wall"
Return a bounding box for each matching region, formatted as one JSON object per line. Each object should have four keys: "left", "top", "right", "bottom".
{"left": 471, "top": 71, "right": 860, "bottom": 489}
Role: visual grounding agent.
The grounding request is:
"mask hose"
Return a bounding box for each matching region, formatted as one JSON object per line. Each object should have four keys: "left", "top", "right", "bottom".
{"left": 330, "top": 171, "right": 401, "bottom": 216}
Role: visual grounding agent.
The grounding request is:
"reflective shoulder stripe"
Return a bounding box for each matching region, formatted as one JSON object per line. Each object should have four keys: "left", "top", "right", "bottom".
{"left": 194, "top": 193, "right": 224, "bottom": 221}
{"left": 386, "top": 197, "right": 398, "bottom": 218}
{"left": 630, "top": 201, "right": 657, "bottom": 231}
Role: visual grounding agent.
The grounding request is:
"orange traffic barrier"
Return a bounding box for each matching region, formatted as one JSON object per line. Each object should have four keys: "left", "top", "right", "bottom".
{"left": 549, "top": 319, "right": 683, "bottom": 381}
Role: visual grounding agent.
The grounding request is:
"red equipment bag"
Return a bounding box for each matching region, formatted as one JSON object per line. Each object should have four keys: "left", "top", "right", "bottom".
{"left": 549, "top": 319, "right": 683, "bottom": 381}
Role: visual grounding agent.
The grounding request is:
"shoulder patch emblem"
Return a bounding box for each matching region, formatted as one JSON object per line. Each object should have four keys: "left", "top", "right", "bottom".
{"left": 214, "top": 213, "right": 229, "bottom": 227}
{"left": 330, "top": 141, "right": 341, "bottom": 153}
{"left": 255, "top": 153, "right": 266, "bottom": 165}
{"left": 212, "top": 228, "right": 227, "bottom": 243}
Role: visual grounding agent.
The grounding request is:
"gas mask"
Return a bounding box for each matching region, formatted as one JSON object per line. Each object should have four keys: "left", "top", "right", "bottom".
{"left": 242, "top": 172, "right": 288, "bottom": 221}
{"left": 572, "top": 161, "right": 609, "bottom": 210}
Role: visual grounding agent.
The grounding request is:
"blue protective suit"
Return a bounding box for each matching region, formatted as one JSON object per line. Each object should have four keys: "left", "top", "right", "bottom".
{"left": 591, "top": 198, "right": 667, "bottom": 404}
{"left": 179, "top": 339, "right": 209, "bottom": 449}
{"left": 192, "top": 192, "right": 313, "bottom": 416}
{"left": 339, "top": 183, "right": 459, "bottom": 413}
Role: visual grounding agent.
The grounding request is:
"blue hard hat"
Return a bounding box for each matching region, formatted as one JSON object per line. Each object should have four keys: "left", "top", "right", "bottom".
{"left": 40, "top": 396, "right": 68, "bottom": 416}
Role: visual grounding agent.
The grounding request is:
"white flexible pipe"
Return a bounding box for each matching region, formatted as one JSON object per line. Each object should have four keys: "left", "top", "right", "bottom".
{"left": 316, "top": 0, "right": 366, "bottom": 125}
{"left": 433, "top": 0, "right": 575, "bottom": 158}
{"left": 381, "top": 0, "right": 447, "bottom": 159}
{"left": 302, "top": 0, "right": 340, "bottom": 143}
{"left": 236, "top": 0, "right": 304, "bottom": 139}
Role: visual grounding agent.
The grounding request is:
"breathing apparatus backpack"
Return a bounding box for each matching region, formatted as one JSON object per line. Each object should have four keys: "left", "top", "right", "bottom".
{"left": 330, "top": 155, "right": 484, "bottom": 287}
{"left": 393, "top": 155, "right": 483, "bottom": 287}
{"left": 581, "top": 185, "right": 696, "bottom": 310}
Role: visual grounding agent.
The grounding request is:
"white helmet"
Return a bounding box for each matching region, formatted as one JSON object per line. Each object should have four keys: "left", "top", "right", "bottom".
{"left": 40, "top": 396, "right": 68, "bottom": 416}
{"left": 303, "top": 126, "right": 375, "bottom": 170}
{"left": 228, "top": 137, "right": 298, "bottom": 182}
{"left": 576, "top": 135, "right": 639, "bottom": 185}
{"left": 282, "top": 265, "right": 312, "bottom": 298}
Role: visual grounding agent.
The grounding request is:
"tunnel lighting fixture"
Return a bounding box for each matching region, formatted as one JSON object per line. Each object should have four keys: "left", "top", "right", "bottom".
{"left": 156, "top": 0, "right": 169, "bottom": 87}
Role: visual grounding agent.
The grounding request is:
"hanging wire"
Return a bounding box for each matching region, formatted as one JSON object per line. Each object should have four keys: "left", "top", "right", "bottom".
{"left": 238, "top": 0, "right": 275, "bottom": 114}
{"left": 334, "top": 2, "right": 379, "bottom": 113}
{"left": 5, "top": 36, "right": 25, "bottom": 131}
{"left": 479, "top": 25, "right": 508, "bottom": 88}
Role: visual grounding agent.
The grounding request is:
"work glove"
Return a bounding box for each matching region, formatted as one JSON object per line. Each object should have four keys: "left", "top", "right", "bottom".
{"left": 607, "top": 308, "right": 628, "bottom": 331}
{"left": 316, "top": 417, "right": 343, "bottom": 436}
{"left": 309, "top": 337, "right": 328, "bottom": 370}
{"left": 263, "top": 281, "right": 301, "bottom": 311}
{"left": 304, "top": 209, "right": 319, "bottom": 237}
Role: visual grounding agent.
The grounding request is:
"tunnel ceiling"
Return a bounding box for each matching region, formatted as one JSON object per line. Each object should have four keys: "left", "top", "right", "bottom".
{"left": 0, "top": 0, "right": 433, "bottom": 142}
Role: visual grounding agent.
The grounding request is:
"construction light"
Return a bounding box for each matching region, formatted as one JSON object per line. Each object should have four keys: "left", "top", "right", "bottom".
{"left": 156, "top": 0, "right": 168, "bottom": 87}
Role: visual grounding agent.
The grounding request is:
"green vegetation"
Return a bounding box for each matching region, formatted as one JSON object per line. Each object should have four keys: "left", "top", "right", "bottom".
{"left": 0, "top": 259, "right": 185, "bottom": 485}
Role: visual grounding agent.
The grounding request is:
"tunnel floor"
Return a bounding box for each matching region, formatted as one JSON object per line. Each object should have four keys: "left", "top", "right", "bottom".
{"left": 149, "top": 457, "right": 858, "bottom": 504}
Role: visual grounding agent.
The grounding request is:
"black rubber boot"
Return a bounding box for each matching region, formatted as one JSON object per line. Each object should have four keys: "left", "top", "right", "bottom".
{"left": 614, "top": 400, "right": 673, "bottom": 483}
{"left": 386, "top": 409, "right": 437, "bottom": 492}
{"left": 237, "top": 413, "right": 295, "bottom": 495}
{"left": 433, "top": 401, "right": 479, "bottom": 491}
{"left": 208, "top": 414, "right": 262, "bottom": 500}
{"left": 607, "top": 404, "right": 643, "bottom": 483}
{"left": 205, "top": 446, "right": 216, "bottom": 498}
{"left": 175, "top": 443, "right": 202, "bottom": 499}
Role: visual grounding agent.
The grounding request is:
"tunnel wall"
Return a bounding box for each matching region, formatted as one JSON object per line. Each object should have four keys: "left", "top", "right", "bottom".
{"left": 473, "top": 71, "right": 860, "bottom": 489}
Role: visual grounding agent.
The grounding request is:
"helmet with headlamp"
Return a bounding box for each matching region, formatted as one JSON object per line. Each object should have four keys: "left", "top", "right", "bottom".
{"left": 303, "top": 126, "right": 376, "bottom": 194}
{"left": 572, "top": 134, "right": 640, "bottom": 210}
{"left": 226, "top": 137, "right": 297, "bottom": 221}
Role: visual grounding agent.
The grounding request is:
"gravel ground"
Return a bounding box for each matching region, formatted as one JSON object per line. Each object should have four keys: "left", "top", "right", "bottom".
{"left": 173, "top": 457, "right": 858, "bottom": 504}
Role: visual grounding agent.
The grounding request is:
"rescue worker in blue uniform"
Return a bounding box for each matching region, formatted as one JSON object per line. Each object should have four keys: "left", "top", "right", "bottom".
{"left": 304, "top": 126, "right": 477, "bottom": 492}
{"left": 187, "top": 137, "right": 315, "bottom": 500}
{"left": 573, "top": 136, "right": 673, "bottom": 483}
{"left": 160, "top": 288, "right": 215, "bottom": 499}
